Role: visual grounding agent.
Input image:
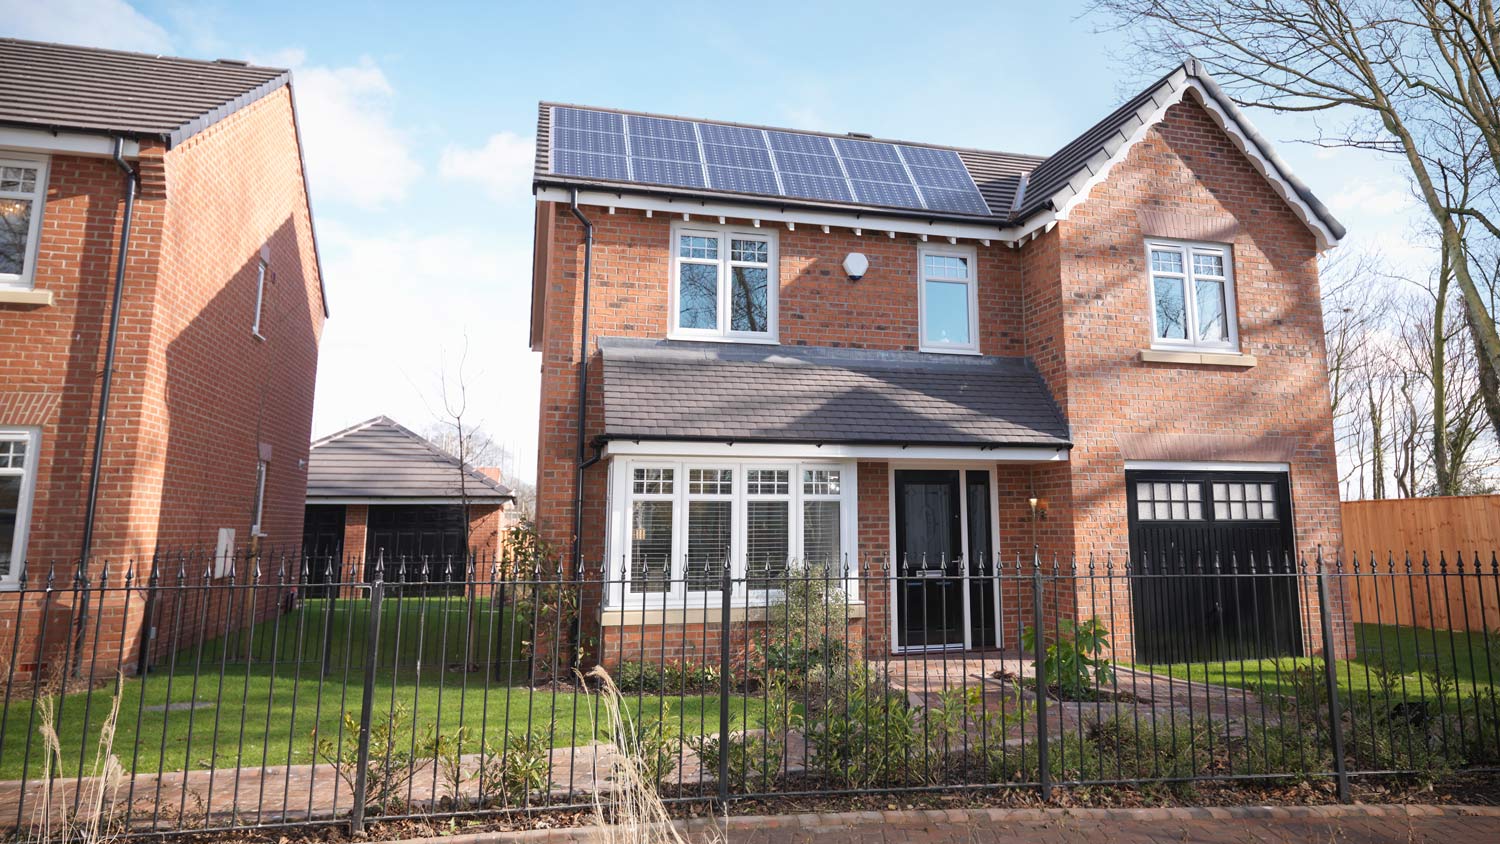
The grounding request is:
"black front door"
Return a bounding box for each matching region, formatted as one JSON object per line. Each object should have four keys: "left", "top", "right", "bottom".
{"left": 895, "top": 470, "right": 966, "bottom": 650}
{"left": 1126, "top": 470, "right": 1301, "bottom": 663}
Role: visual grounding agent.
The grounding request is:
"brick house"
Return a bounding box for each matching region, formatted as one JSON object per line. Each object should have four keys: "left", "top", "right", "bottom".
{"left": 527, "top": 60, "right": 1345, "bottom": 664}
{"left": 303, "top": 416, "right": 515, "bottom": 583}
{"left": 0, "top": 39, "right": 325, "bottom": 674}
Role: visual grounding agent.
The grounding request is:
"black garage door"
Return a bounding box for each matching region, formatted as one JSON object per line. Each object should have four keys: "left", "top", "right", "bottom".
{"left": 1126, "top": 470, "right": 1302, "bottom": 664}
{"left": 366, "top": 504, "right": 469, "bottom": 583}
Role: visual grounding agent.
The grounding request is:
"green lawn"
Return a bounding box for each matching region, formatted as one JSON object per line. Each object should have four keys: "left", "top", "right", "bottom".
{"left": 1134, "top": 623, "right": 1499, "bottom": 703}
{"left": 0, "top": 597, "right": 761, "bottom": 780}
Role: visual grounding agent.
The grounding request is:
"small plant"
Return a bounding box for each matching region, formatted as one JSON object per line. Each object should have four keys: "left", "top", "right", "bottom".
{"left": 477, "top": 731, "right": 553, "bottom": 806}
{"left": 628, "top": 713, "right": 681, "bottom": 788}
{"left": 616, "top": 660, "right": 719, "bottom": 694}
{"left": 313, "top": 705, "right": 420, "bottom": 814}
{"left": 1022, "top": 616, "right": 1116, "bottom": 699}
{"left": 689, "top": 678, "right": 798, "bottom": 791}
{"left": 805, "top": 664, "right": 920, "bottom": 788}
{"left": 762, "top": 560, "right": 853, "bottom": 689}
{"left": 28, "top": 675, "right": 127, "bottom": 844}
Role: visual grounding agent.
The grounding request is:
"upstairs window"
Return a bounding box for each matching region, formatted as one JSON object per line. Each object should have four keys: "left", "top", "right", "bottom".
{"left": 918, "top": 245, "right": 979, "bottom": 354}
{"left": 670, "top": 223, "right": 777, "bottom": 341}
{"left": 0, "top": 156, "right": 48, "bottom": 290}
{"left": 1147, "top": 240, "right": 1238, "bottom": 351}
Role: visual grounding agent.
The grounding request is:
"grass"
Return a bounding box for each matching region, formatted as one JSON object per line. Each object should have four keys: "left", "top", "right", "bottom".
{"left": 1134, "top": 623, "right": 1500, "bottom": 703}
{"left": 0, "top": 597, "right": 765, "bottom": 780}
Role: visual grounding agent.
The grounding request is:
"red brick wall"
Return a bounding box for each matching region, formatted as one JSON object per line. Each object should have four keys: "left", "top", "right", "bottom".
{"left": 0, "top": 88, "right": 324, "bottom": 678}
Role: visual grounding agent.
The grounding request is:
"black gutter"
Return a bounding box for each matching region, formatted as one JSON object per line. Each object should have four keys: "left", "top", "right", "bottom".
{"left": 78, "top": 138, "right": 138, "bottom": 565}
{"left": 568, "top": 191, "right": 595, "bottom": 578}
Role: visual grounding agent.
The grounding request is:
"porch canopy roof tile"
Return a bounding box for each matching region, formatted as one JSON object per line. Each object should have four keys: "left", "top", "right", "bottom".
{"left": 599, "top": 337, "right": 1071, "bottom": 449}
{"left": 306, "top": 416, "right": 514, "bottom": 502}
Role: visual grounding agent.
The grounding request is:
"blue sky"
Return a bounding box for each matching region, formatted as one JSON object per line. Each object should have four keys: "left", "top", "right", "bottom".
{"left": 8, "top": 0, "right": 1429, "bottom": 482}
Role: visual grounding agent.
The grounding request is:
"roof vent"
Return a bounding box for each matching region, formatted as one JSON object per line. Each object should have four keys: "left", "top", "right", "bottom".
{"left": 846, "top": 131, "right": 873, "bottom": 139}
{"left": 214, "top": 58, "right": 249, "bottom": 66}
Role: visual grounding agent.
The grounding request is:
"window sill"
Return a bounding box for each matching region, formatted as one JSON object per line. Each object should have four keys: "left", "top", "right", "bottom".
{"left": 0, "top": 288, "right": 54, "bottom": 307}
{"left": 918, "top": 346, "right": 982, "bottom": 356}
{"left": 599, "top": 601, "right": 866, "bottom": 627}
{"left": 665, "top": 333, "right": 779, "bottom": 346}
{"left": 1140, "top": 349, "right": 1256, "bottom": 368}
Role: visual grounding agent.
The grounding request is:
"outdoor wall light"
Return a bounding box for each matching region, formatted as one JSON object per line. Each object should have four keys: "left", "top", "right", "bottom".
{"left": 1027, "top": 496, "right": 1048, "bottom": 521}
{"left": 842, "top": 252, "right": 869, "bottom": 281}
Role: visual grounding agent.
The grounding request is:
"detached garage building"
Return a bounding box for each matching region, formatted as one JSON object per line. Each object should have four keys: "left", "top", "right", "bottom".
{"left": 303, "top": 416, "right": 515, "bottom": 582}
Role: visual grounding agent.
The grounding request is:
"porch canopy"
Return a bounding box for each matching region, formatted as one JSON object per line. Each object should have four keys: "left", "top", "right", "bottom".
{"left": 598, "top": 337, "right": 1071, "bottom": 460}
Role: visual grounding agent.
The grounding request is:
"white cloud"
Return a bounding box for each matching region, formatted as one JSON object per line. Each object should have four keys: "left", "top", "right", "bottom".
{"left": 2, "top": 0, "right": 171, "bottom": 52}
{"left": 264, "top": 50, "right": 421, "bottom": 210}
{"left": 439, "top": 133, "right": 535, "bottom": 203}
{"left": 311, "top": 222, "right": 540, "bottom": 481}
{"left": 1329, "top": 182, "right": 1413, "bottom": 216}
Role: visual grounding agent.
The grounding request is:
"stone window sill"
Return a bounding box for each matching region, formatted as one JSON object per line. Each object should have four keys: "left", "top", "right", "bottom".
{"left": 1139, "top": 349, "right": 1257, "bottom": 368}
{"left": 0, "top": 288, "right": 54, "bottom": 306}
{"left": 599, "top": 602, "right": 866, "bottom": 627}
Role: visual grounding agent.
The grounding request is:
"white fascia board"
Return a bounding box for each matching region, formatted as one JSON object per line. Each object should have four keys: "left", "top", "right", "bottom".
{"left": 1124, "top": 460, "right": 1291, "bottom": 473}
{"left": 0, "top": 126, "right": 140, "bottom": 158}
{"left": 1031, "top": 78, "right": 1339, "bottom": 253}
{"left": 602, "top": 439, "right": 1069, "bottom": 463}
{"left": 305, "top": 496, "right": 507, "bottom": 505}
{"left": 536, "top": 186, "right": 1009, "bottom": 244}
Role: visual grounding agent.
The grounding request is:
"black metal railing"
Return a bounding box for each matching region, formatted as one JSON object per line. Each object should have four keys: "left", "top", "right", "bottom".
{"left": 0, "top": 547, "right": 1495, "bottom": 838}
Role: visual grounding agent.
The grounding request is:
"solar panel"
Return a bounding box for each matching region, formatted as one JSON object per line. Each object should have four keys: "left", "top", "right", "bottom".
{"left": 548, "top": 106, "right": 994, "bottom": 217}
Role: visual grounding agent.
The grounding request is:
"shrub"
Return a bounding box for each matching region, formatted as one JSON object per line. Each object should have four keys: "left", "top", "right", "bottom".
{"left": 1022, "top": 616, "right": 1116, "bottom": 700}
{"left": 689, "top": 678, "right": 797, "bottom": 791}
{"left": 805, "top": 665, "right": 920, "bottom": 788}
{"left": 477, "top": 731, "right": 554, "bottom": 806}
{"left": 616, "top": 660, "right": 719, "bottom": 694}
{"left": 313, "top": 705, "right": 420, "bottom": 814}
{"left": 763, "top": 561, "right": 853, "bottom": 688}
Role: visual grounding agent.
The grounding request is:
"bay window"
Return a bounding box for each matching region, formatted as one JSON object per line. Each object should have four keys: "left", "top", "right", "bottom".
{"left": 610, "top": 459, "right": 857, "bottom": 606}
{"left": 1147, "top": 240, "right": 1238, "bottom": 351}
{"left": 669, "top": 222, "right": 777, "bottom": 341}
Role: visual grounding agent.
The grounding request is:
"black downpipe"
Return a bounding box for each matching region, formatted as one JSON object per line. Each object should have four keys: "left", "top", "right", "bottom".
{"left": 568, "top": 191, "right": 594, "bottom": 583}
{"left": 72, "top": 138, "right": 137, "bottom": 676}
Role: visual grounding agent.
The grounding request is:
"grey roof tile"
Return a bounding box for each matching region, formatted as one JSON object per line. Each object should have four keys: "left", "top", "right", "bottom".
{"left": 307, "top": 417, "right": 514, "bottom": 501}
{"left": 599, "top": 338, "right": 1071, "bottom": 448}
{"left": 0, "top": 38, "right": 289, "bottom": 147}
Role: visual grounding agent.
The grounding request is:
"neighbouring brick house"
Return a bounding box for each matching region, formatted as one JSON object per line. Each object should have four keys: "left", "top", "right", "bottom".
{"left": 0, "top": 39, "right": 325, "bottom": 675}
{"left": 303, "top": 416, "right": 515, "bottom": 584}
{"left": 530, "top": 59, "right": 1345, "bottom": 666}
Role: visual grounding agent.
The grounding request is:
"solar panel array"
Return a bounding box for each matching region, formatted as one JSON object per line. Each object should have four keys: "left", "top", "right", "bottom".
{"left": 550, "top": 106, "right": 992, "bottom": 216}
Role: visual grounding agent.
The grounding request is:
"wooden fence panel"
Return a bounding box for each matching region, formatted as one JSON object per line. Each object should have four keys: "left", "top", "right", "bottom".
{"left": 1341, "top": 495, "right": 1500, "bottom": 632}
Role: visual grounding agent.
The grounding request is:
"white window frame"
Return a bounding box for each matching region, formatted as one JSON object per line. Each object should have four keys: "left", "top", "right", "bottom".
{"left": 0, "top": 428, "right": 40, "bottom": 587}
{"left": 1145, "top": 239, "right": 1239, "bottom": 352}
{"left": 250, "top": 459, "right": 269, "bottom": 536}
{"left": 917, "top": 244, "right": 980, "bottom": 354}
{"left": 251, "top": 259, "right": 268, "bottom": 339}
{"left": 0, "top": 153, "right": 50, "bottom": 290}
{"left": 606, "top": 457, "right": 858, "bottom": 609}
{"left": 667, "top": 221, "right": 778, "bottom": 343}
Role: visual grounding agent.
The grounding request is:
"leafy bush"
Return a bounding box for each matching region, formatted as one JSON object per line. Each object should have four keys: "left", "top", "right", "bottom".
{"left": 1022, "top": 616, "right": 1116, "bottom": 699}
{"left": 313, "top": 705, "right": 420, "bottom": 813}
{"left": 805, "top": 665, "right": 920, "bottom": 788}
{"left": 763, "top": 561, "right": 853, "bottom": 688}
{"left": 477, "top": 731, "right": 554, "bottom": 806}
{"left": 689, "top": 679, "right": 798, "bottom": 791}
{"left": 615, "top": 660, "right": 719, "bottom": 694}
{"left": 628, "top": 714, "right": 681, "bottom": 788}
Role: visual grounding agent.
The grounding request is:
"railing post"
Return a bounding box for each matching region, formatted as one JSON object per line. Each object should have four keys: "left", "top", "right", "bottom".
{"left": 1032, "top": 545, "right": 1050, "bottom": 801}
{"left": 717, "top": 558, "right": 733, "bottom": 806}
{"left": 1315, "top": 547, "right": 1349, "bottom": 803}
{"left": 349, "top": 564, "right": 385, "bottom": 835}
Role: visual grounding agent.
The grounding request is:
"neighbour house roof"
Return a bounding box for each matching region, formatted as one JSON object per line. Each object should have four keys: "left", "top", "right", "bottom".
{"left": 307, "top": 417, "right": 515, "bottom": 502}
{"left": 598, "top": 338, "right": 1071, "bottom": 449}
{"left": 534, "top": 59, "right": 1344, "bottom": 250}
{"left": 0, "top": 38, "right": 291, "bottom": 148}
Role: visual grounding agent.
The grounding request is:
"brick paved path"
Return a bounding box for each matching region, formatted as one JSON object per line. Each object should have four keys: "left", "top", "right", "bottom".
{"left": 404, "top": 806, "right": 1500, "bottom": 844}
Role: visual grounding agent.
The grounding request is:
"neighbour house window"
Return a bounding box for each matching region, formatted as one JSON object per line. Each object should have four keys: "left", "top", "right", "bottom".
{"left": 251, "top": 259, "right": 268, "bottom": 337}
{"left": 614, "top": 460, "right": 857, "bottom": 605}
{"left": 0, "top": 155, "right": 48, "bottom": 289}
{"left": 918, "top": 245, "right": 979, "bottom": 353}
{"left": 1135, "top": 481, "right": 1204, "bottom": 521}
{"left": 1213, "top": 481, "right": 1277, "bottom": 521}
{"left": 1147, "top": 240, "right": 1238, "bottom": 351}
{"left": 669, "top": 222, "right": 777, "bottom": 341}
{"left": 0, "top": 430, "right": 39, "bottom": 586}
{"left": 250, "top": 460, "right": 269, "bottom": 536}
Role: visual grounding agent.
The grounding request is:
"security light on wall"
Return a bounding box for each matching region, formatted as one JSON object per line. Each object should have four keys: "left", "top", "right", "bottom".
{"left": 843, "top": 252, "right": 869, "bottom": 281}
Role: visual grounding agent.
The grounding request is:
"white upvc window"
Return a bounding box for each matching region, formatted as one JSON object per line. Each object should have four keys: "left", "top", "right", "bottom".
{"left": 918, "top": 244, "right": 979, "bottom": 354}
{"left": 669, "top": 222, "right": 777, "bottom": 342}
{"left": 0, "top": 429, "right": 40, "bottom": 586}
{"left": 0, "top": 154, "right": 49, "bottom": 290}
{"left": 251, "top": 259, "right": 268, "bottom": 338}
{"left": 609, "top": 458, "right": 858, "bottom": 608}
{"left": 250, "top": 459, "right": 269, "bottom": 536}
{"left": 1146, "top": 239, "right": 1238, "bottom": 351}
